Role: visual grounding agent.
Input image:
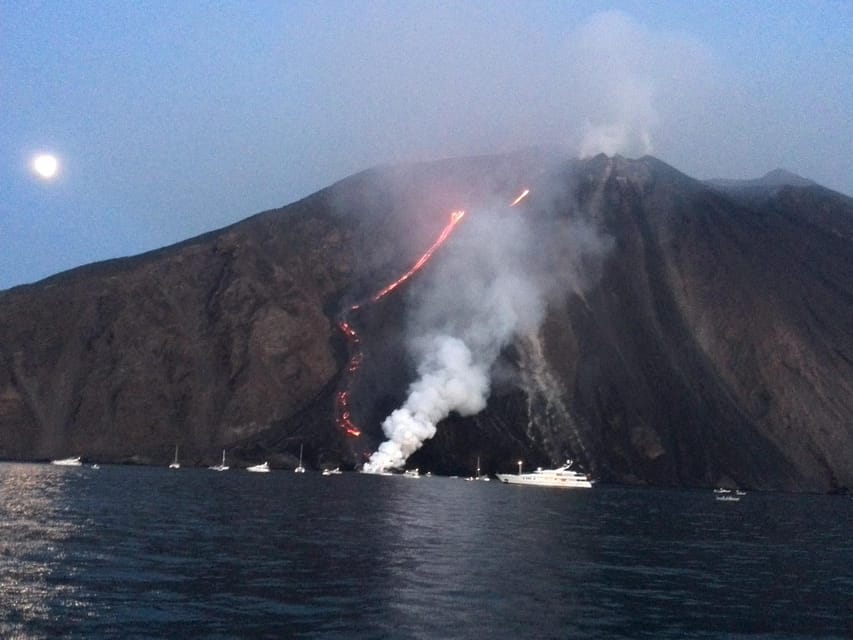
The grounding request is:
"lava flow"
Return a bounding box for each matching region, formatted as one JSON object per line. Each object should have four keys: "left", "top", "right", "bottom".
{"left": 510, "top": 188, "right": 529, "bottom": 207}
{"left": 334, "top": 189, "right": 530, "bottom": 439}
{"left": 369, "top": 210, "right": 465, "bottom": 303}
{"left": 334, "top": 208, "right": 467, "bottom": 437}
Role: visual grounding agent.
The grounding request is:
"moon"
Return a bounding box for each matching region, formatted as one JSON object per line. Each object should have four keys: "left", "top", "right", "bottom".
{"left": 32, "top": 154, "right": 59, "bottom": 179}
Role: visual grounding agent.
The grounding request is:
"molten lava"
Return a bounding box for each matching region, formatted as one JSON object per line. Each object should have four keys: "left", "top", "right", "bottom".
{"left": 334, "top": 208, "right": 467, "bottom": 438}
{"left": 510, "top": 188, "right": 529, "bottom": 207}
{"left": 370, "top": 210, "right": 465, "bottom": 302}
{"left": 334, "top": 190, "right": 530, "bottom": 440}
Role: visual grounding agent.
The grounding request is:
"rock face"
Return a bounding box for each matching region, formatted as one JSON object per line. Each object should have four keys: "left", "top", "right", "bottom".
{"left": 0, "top": 153, "right": 850, "bottom": 491}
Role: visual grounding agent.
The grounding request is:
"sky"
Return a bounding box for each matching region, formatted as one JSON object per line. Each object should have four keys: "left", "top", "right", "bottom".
{"left": 1, "top": 1, "right": 851, "bottom": 290}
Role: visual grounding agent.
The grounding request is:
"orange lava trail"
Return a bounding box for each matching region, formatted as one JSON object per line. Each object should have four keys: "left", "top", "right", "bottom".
{"left": 334, "top": 208, "right": 467, "bottom": 438}
{"left": 370, "top": 210, "right": 465, "bottom": 302}
{"left": 510, "top": 188, "right": 529, "bottom": 207}
{"left": 334, "top": 190, "right": 529, "bottom": 439}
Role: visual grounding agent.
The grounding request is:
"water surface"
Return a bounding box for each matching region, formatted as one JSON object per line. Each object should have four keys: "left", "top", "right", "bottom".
{"left": 1, "top": 463, "right": 850, "bottom": 638}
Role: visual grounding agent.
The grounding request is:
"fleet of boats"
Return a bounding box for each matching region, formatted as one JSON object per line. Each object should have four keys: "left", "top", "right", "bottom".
{"left": 496, "top": 460, "right": 594, "bottom": 489}
{"left": 47, "top": 449, "right": 603, "bottom": 490}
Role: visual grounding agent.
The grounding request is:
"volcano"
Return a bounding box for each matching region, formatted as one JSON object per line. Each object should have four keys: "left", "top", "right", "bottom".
{"left": 0, "top": 152, "right": 850, "bottom": 492}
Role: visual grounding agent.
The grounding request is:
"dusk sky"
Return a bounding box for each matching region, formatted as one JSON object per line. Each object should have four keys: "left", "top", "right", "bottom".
{"left": 2, "top": 1, "right": 851, "bottom": 290}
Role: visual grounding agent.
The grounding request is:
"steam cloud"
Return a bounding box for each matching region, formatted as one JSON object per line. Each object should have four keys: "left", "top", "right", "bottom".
{"left": 364, "top": 196, "right": 605, "bottom": 472}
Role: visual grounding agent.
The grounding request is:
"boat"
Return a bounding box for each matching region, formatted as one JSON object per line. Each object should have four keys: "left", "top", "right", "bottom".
{"left": 51, "top": 456, "right": 82, "bottom": 466}
{"left": 322, "top": 467, "right": 342, "bottom": 476}
{"left": 91, "top": 464, "right": 100, "bottom": 470}
{"left": 716, "top": 494, "right": 741, "bottom": 502}
{"left": 209, "top": 449, "right": 229, "bottom": 471}
{"left": 496, "top": 460, "right": 593, "bottom": 489}
{"left": 169, "top": 445, "right": 180, "bottom": 469}
{"left": 713, "top": 487, "right": 731, "bottom": 494}
{"left": 476, "top": 456, "right": 489, "bottom": 481}
{"left": 403, "top": 468, "right": 420, "bottom": 478}
{"left": 294, "top": 444, "right": 306, "bottom": 473}
{"left": 246, "top": 461, "right": 270, "bottom": 473}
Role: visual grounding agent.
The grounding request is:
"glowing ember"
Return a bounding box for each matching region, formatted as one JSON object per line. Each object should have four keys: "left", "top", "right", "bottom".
{"left": 510, "top": 189, "right": 529, "bottom": 207}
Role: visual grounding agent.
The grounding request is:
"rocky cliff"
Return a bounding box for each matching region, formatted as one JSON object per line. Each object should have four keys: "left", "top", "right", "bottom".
{"left": 1, "top": 153, "right": 850, "bottom": 491}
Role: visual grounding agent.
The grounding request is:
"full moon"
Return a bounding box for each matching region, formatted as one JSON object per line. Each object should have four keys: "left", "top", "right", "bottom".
{"left": 32, "top": 154, "right": 59, "bottom": 179}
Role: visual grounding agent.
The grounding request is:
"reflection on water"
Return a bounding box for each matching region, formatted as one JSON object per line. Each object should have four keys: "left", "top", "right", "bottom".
{"left": 0, "top": 463, "right": 850, "bottom": 639}
{"left": 0, "top": 464, "right": 88, "bottom": 634}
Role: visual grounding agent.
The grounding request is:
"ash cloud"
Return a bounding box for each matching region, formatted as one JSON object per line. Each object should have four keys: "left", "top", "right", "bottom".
{"left": 364, "top": 191, "right": 609, "bottom": 472}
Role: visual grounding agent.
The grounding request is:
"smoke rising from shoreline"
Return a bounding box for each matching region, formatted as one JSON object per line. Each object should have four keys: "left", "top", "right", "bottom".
{"left": 364, "top": 191, "right": 608, "bottom": 472}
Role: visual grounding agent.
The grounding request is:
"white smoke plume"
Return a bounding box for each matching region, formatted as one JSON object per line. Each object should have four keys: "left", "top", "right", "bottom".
{"left": 363, "top": 194, "right": 604, "bottom": 472}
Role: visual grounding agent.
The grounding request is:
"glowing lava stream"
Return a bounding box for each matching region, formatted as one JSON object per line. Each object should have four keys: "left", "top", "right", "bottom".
{"left": 334, "top": 208, "right": 467, "bottom": 438}
{"left": 334, "top": 189, "right": 530, "bottom": 440}
{"left": 369, "top": 210, "right": 465, "bottom": 302}
{"left": 510, "top": 188, "right": 529, "bottom": 207}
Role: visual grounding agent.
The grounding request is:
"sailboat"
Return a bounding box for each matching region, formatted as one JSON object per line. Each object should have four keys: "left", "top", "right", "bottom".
{"left": 294, "top": 444, "right": 306, "bottom": 473}
{"left": 466, "top": 456, "right": 490, "bottom": 482}
{"left": 169, "top": 445, "right": 180, "bottom": 469}
{"left": 209, "top": 449, "right": 229, "bottom": 471}
{"left": 477, "top": 456, "right": 490, "bottom": 481}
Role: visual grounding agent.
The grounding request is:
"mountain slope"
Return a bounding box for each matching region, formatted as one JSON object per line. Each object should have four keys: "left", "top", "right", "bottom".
{"left": 1, "top": 152, "right": 850, "bottom": 491}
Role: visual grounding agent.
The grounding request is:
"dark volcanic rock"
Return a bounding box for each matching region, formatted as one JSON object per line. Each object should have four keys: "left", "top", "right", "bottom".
{"left": 1, "top": 152, "right": 851, "bottom": 491}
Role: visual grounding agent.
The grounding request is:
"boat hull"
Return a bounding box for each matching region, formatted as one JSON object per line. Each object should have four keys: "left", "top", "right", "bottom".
{"left": 496, "top": 474, "right": 593, "bottom": 488}
{"left": 51, "top": 457, "right": 82, "bottom": 467}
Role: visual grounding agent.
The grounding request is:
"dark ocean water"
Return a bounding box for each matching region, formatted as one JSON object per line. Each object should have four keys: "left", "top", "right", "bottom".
{"left": 0, "top": 463, "right": 850, "bottom": 639}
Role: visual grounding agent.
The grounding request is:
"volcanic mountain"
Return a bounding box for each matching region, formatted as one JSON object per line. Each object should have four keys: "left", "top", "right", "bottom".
{"left": 1, "top": 153, "right": 850, "bottom": 492}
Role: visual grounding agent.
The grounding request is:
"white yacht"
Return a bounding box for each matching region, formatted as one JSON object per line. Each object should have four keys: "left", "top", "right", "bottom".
{"left": 403, "top": 468, "right": 420, "bottom": 478}
{"left": 322, "top": 467, "right": 342, "bottom": 476}
{"left": 209, "top": 450, "right": 229, "bottom": 471}
{"left": 246, "top": 461, "right": 270, "bottom": 473}
{"left": 496, "top": 460, "right": 593, "bottom": 489}
{"left": 51, "top": 456, "right": 82, "bottom": 466}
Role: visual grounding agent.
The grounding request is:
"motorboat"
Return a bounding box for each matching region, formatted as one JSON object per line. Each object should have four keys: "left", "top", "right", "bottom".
{"left": 246, "top": 461, "right": 270, "bottom": 473}
{"left": 51, "top": 456, "right": 82, "bottom": 466}
{"left": 209, "top": 449, "right": 229, "bottom": 471}
{"left": 322, "top": 467, "right": 342, "bottom": 476}
{"left": 496, "top": 460, "right": 593, "bottom": 489}
{"left": 403, "top": 468, "right": 420, "bottom": 478}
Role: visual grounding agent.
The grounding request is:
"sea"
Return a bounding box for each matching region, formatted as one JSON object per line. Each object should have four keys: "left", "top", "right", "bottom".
{"left": 0, "top": 463, "right": 850, "bottom": 639}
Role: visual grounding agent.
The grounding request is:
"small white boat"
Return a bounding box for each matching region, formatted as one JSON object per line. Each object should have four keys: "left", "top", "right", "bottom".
{"left": 51, "top": 456, "right": 82, "bottom": 467}
{"left": 713, "top": 487, "right": 732, "bottom": 494}
{"left": 209, "top": 449, "right": 229, "bottom": 471}
{"left": 294, "top": 444, "right": 306, "bottom": 473}
{"left": 322, "top": 467, "right": 342, "bottom": 476}
{"left": 716, "top": 494, "right": 741, "bottom": 502}
{"left": 169, "top": 445, "right": 180, "bottom": 469}
{"left": 475, "top": 457, "right": 490, "bottom": 481}
{"left": 496, "top": 460, "right": 593, "bottom": 489}
{"left": 91, "top": 464, "right": 100, "bottom": 470}
{"left": 246, "top": 461, "right": 270, "bottom": 473}
{"left": 403, "top": 468, "right": 420, "bottom": 478}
